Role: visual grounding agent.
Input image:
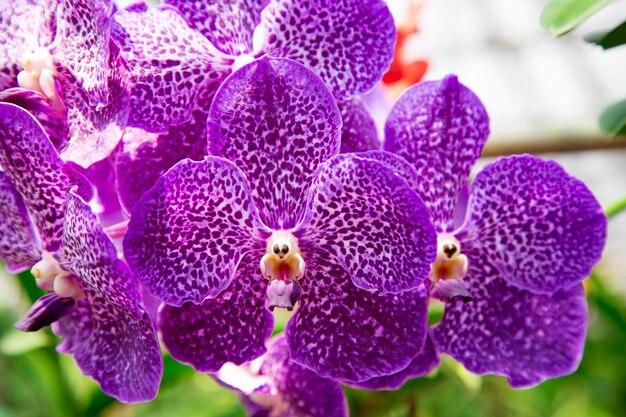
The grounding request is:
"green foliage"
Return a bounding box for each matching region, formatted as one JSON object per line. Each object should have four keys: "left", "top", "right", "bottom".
{"left": 599, "top": 99, "right": 626, "bottom": 137}
{"left": 585, "top": 19, "right": 626, "bottom": 49}
{"left": 540, "top": 0, "right": 614, "bottom": 36}
{"left": 1, "top": 268, "right": 625, "bottom": 417}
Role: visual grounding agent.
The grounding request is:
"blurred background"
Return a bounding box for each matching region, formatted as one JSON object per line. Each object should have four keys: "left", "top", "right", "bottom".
{"left": 1, "top": 0, "right": 625, "bottom": 416}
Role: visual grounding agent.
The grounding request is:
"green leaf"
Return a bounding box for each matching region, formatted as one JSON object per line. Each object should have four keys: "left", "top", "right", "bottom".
{"left": 585, "top": 20, "right": 626, "bottom": 49}
{"left": 0, "top": 330, "right": 51, "bottom": 356}
{"left": 599, "top": 99, "right": 626, "bottom": 137}
{"left": 541, "top": 0, "right": 614, "bottom": 36}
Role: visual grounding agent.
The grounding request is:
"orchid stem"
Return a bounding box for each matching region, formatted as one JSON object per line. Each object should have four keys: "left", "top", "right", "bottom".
{"left": 606, "top": 196, "right": 626, "bottom": 219}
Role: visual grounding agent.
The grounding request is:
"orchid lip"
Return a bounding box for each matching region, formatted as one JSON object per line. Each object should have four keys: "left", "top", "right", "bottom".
{"left": 261, "top": 230, "right": 305, "bottom": 311}
{"left": 430, "top": 234, "right": 468, "bottom": 284}
{"left": 260, "top": 230, "right": 305, "bottom": 282}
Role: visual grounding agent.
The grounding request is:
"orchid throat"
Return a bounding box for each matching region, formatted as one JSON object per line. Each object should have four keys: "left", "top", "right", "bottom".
{"left": 430, "top": 234, "right": 468, "bottom": 284}
{"left": 260, "top": 230, "right": 305, "bottom": 311}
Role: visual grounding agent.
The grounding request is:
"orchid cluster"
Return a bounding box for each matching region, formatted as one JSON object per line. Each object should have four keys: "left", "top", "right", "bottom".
{"left": 0, "top": 0, "right": 608, "bottom": 415}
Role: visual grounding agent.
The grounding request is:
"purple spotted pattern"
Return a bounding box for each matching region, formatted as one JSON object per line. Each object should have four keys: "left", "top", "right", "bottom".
{"left": 287, "top": 254, "right": 429, "bottom": 382}
{"left": 114, "top": 110, "right": 209, "bottom": 214}
{"left": 0, "top": 107, "right": 162, "bottom": 400}
{"left": 0, "top": 172, "right": 41, "bottom": 272}
{"left": 351, "top": 335, "right": 440, "bottom": 390}
{"left": 37, "top": 0, "right": 60, "bottom": 46}
{"left": 214, "top": 335, "right": 347, "bottom": 417}
{"left": 0, "top": 103, "right": 76, "bottom": 251}
{"left": 298, "top": 154, "right": 436, "bottom": 294}
{"left": 57, "top": 193, "right": 141, "bottom": 319}
{"left": 384, "top": 75, "right": 490, "bottom": 232}
{"left": 260, "top": 336, "right": 348, "bottom": 417}
{"left": 50, "top": 0, "right": 114, "bottom": 107}
{"left": 258, "top": 0, "right": 396, "bottom": 98}
{"left": 57, "top": 51, "right": 130, "bottom": 168}
{"left": 0, "top": 87, "right": 69, "bottom": 149}
{"left": 376, "top": 74, "right": 607, "bottom": 387}
{"left": 124, "top": 157, "right": 269, "bottom": 306}
{"left": 159, "top": 253, "right": 274, "bottom": 372}
{"left": 0, "top": 0, "right": 39, "bottom": 90}
{"left": 112, "top": 3, "right": 233, "bottom": 133}
{"left": 208, "top": 57, "right": 341, "bottom": 230}
{"left": 337, "top": 98, "right": 381, "bottom": 153}
{"left": 163, "top": 0, "right": 268, "bottom": 55}
{"left": 52, "top": 194, "right": 162, "bottom": 402}
{"left": 126, "top": 57, "right": 435, "bottom": 382}
{"left": 112, "top": 0, "right": 394, "bottom": 143}
{"left": 456, "top": 155, "right": 607, "bottom": 294}
{"left": 54, "top": 285, "right": 163, "bottom": 403}
{"left": 357, "top": 150, "right": 422, "bottom": 194}
{"left": 0, "top": 0, "right": 129, "bottom": 167}
{"left": 433, "top": 252, "right": 588, "bottom": 388}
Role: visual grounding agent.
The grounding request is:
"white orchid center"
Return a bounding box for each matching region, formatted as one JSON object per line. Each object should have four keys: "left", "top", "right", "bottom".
{"left": 232, "top": 53, "right": 256, "bottom": 71}
{"left": 31, "top": 251, "right": 84, "bottom": 300}
{"left": 430, "top": 234, "right": 468, "bottom": 283}
{"left": 17, "top": 47, "right": 65, "bottom": 115}
{"left": 260, "top": 230, "right": 305, "bottom": 282}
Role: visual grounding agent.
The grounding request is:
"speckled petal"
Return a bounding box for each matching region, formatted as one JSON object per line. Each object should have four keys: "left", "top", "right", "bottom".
{"left": 37, "top": 0, "right": 59, "bottom": 47}
{"left": 55, "top": 288, "right": 163, "bottom": 403}
{"left": 58, "top": 192, "right": 142, "bottom": 318}
{"left": 159, "top": 253, "right": 273, "bottom": 372}
{"left": 337, "top": 98, "right": 380, "bottom": 153}
{"left": 112, "top": 3, "right": 232, "bottom": 133}
{"left": 457, "top": 155, "right": 607, "bottom": 294}
{"left": 50, "top": 0, "right": 114, "bottom": 107}
{"left": 208, "top": 57, "right": 341, "bottom": 230}
{"left": 0, "top": 87, "right": 68, "bottom": 148}
{"left": 257, "top": 0, "right": 395, "bottom": 98}
{"left": 261, "top": 336, "right": 348, "bottom": 417}
{"left": 0, "top": 0, "right": 39, "bottom": 90}
{"left": 433, "top": 252, "right": 588, "bottom": 388}
{"left": 297, "top": 154, "right": 436, "bottom": 294}
{"left": 357, "top": 150, "right": 421, "bottom": 194}
{"left": 124, "top": 157, "right": 268, "bottom": 306}
{"left": 286, "top": 254, "right": 429, "bottom": 382}
{"left": 0, "top": 172, "right": 41, "bottom": 272}
{"left": 163, "top": 0, "right": 268, "bottom": 55}
{"left": 0, "top": 103, "right": 72, "bottom": 251}
{"left": 351, "top": 335, "right": 440, "bottom": 390}
{"left": 57, "top": 52, "right": 130, "bottom": 168}
{"left": 384, "top": 75, "right": 490, "bottom": 232}
{"left": 114, "top": 111, "right": 208, "bottom": 213}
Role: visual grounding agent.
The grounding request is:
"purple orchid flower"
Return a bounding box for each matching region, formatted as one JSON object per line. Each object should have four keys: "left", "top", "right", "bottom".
{"left": 112, "top": 0, "right": 394, "bottom": 133}
{"left": 215, "top": 335, "right": 348, "bottom": 417}
{"left": 0, "top": 102, "right": 162, "bottom": 402}
{"left": 123, "top": 57, "right": 437, "bottom": 383}
{"left": 110, "top": 0, "right": 386, "bottom": 213}
{"left": 0, "top": 0, "right": 130, "bottom": 168}
{"left": 352, "top": 75, "right": 607, "bottom": 389}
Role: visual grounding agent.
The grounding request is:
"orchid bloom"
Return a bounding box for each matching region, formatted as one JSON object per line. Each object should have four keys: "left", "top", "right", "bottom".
{"left": 110, "top": 0, "right": 386, "bottom": 213}
{"left": 353, "top": 75, "right": 607, "bottom": 389}
{"left": 216, "top": 336, "right": 348, "bottom": 417}
{"left": 123, "top": 57, "right": 437, "bottom": 383}
{"left": 0, "top": 0, "right": 130, "bottom": 168}
{"left": 0, "top": 103, "right": 162, "bottom": 402}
